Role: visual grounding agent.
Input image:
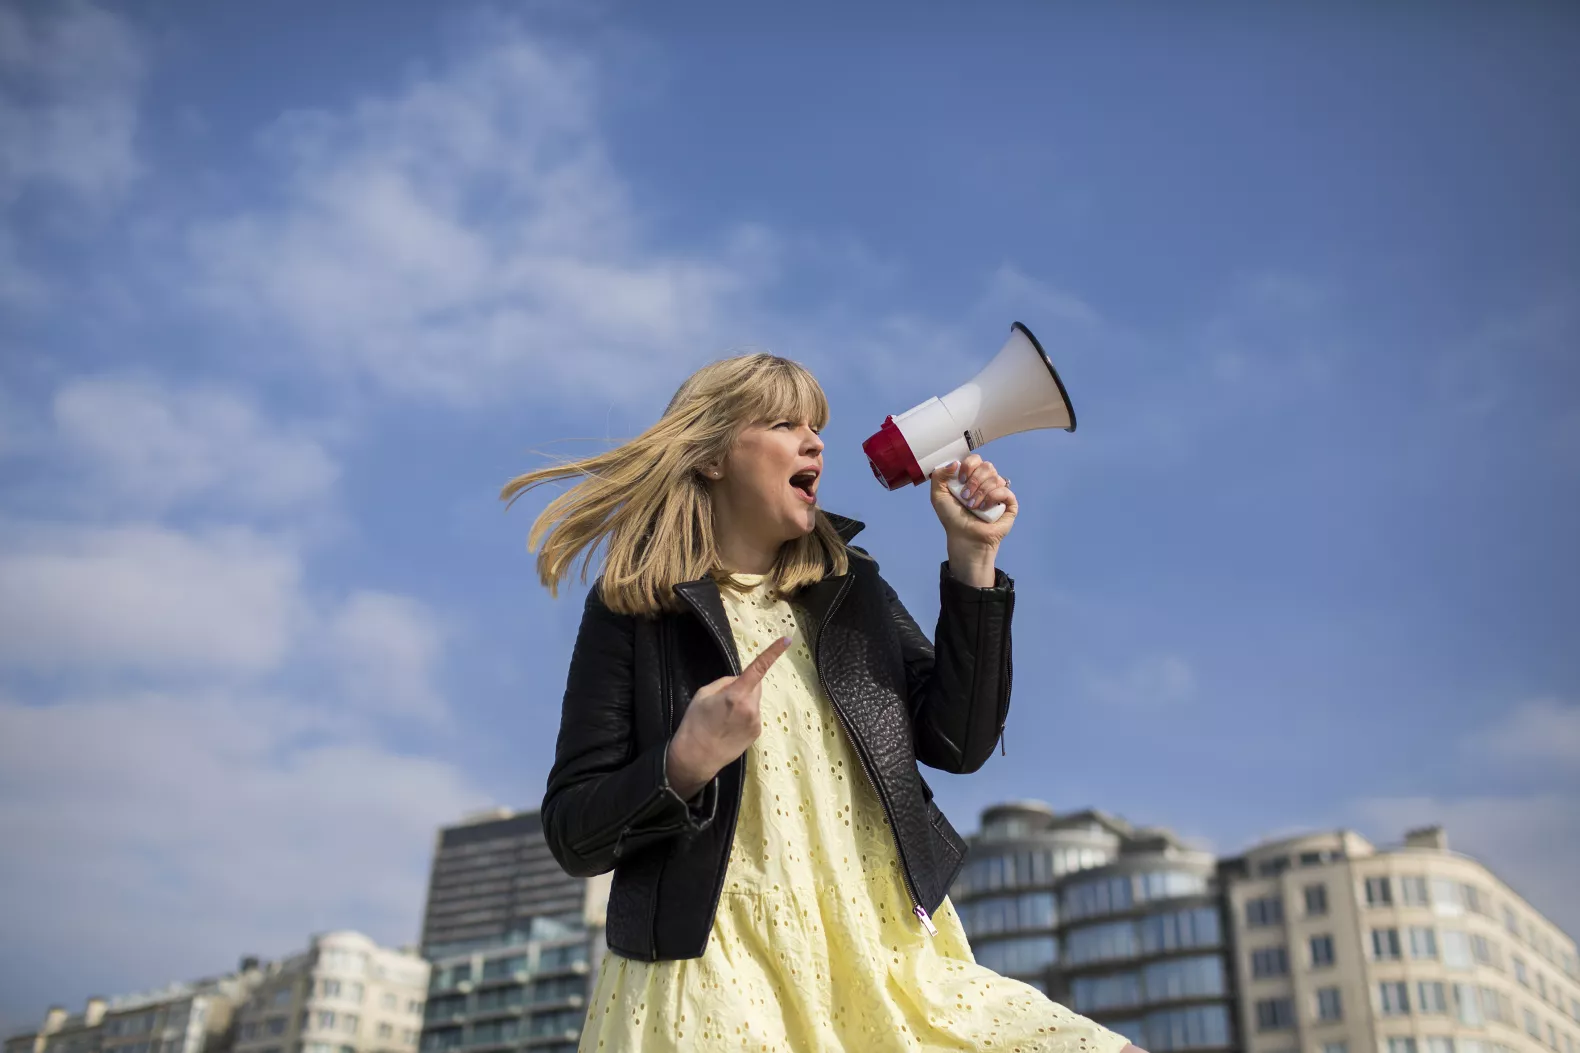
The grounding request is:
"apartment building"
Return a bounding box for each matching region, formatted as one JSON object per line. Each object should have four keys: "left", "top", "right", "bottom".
{"left": 1222, "top": 826, "right": 1580, "bottom": 1053}
{"left": 5, "top": 967, "right": 261, "bottom": 1053}
{"left": 951, "top": 801, "right": 1238, "bottom": 1053}
{"left": 231, "top": 931, "right": 429, "bottom": 1053}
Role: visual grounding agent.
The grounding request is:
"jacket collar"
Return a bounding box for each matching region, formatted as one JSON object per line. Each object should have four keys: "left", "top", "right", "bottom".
{"left": 671, "top": 510, "right": 865, "bottom": 660}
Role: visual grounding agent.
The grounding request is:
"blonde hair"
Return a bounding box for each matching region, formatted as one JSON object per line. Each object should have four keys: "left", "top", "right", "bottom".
{"left": 502, "top": 353, "right": 852, "bottom": 616}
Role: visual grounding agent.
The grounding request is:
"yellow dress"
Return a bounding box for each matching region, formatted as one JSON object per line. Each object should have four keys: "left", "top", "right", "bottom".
{"left": 577, "top": 574, "right": 1130, "bottom": 1053}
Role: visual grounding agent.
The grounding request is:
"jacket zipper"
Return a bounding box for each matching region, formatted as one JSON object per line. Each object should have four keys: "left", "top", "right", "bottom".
{"left": 812, "top": 575, "right": 935, "bottom": 938}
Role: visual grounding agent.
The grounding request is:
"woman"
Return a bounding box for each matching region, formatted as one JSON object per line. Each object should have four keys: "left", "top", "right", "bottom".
{"left": 505, "top": 353, "right": 1137, "bottom": 1052}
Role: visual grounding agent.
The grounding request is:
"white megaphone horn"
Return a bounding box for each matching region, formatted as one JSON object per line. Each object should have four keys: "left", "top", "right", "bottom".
{"left": 861, "top": 322, "right": 1076, "bottom": 523}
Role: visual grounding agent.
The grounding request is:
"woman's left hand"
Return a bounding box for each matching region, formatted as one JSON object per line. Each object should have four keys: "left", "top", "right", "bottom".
{"left": 929, "top": 454, "right": 1017, "bottom": 550}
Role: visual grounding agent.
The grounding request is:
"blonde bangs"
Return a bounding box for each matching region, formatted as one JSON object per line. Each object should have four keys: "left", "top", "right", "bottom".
{"left": 736, "top": 358, "right": 830, "bottom": 433}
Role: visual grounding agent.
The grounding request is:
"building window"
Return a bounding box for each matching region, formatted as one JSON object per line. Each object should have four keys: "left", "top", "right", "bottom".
{"left": 1316, "top": 987, "right": 1343, "bottom": 1022}
{"left": 376, "top": 1025, "right": 392, "bottom": 1040}
{"left": 265, "top": 1018, "right": 286, "bottom": 1037}
{"left": 1516, "top": 957, "right": 1530, "bottom": 986}
{"left": 1139, "top": 908, "right": 1221, "bottom": 954}
{"left": 1470, "top": 934, "right": 1495, "bottom": 966}
{"left": 1365, "top": 877, "right": 1393, "bottom": 907}
{"left": 340, "top": 1014, "right": 357, "bottom": 1036}
{"left": 1255, "top": 998, "right": 1295, "bottom": 1031}
{"left": 1379, "top": 981, "right": 1411, "bottom": 1015}
{"left": 1141, "top": 956, "right": 1226, "bottom": 1001}
{"left": 1323, "top": 1043, "right": 1348, "bottom": 1053}
{"left": 315, "top": 1011, "right": 335, "bottom": 1030}
{"left": 1372, "top": 928, "right": 1403, "bottom": 961}
{"left": 1526, "top": 1009, "right": 1542, "bottom": 1038}
{"left": 1252, "top": 946, "right": 1291, "bottom": 978}
{"left": 1258, "top": 855, "right": 1291, "bottom": 878}
{"left": 957, "top": 892, "right": 1057, "bottom": 936}
{"left": 1410, "top": 926, "right": 1440, "bottom": 959}
{"left": 381, "top": 993, "right": 397, "bottom": 1011}
{"left": 1418, "top": 982, "right": 1449, "bottom": 1014}
{"left": 1066, "top": 922, "right": 1138, "bottom": 965}
{"left": 1505, "top": 906, "right": 1521, "bottom": 935}
{"left": 1461, "top": 885, "right": 1487, "bottom": 916}
{"left": 1388, "top": 1040, "right": 1418, "bottom": 1053}
{"left": 406, "top": 999, "right": 423, "bottom": 1015}
{"left": 272, "top": 990, "right": 293, "bottom": 1008}
{"left": 1426, "top": 1039, "right": 1455, "bottom": 1053}
{"left": 1071, "top": 973, "right": 1145, "bottom": 1012}
{"left": 321, "top": 980, "right": 341, "bottom": 997}
{"left": 1305, "top": 884, "right": 1329, "bottom": 917}
{"left": 1142, "top": 1006, "right": 1231, "bottom": 1051}
{"left": 1246, "top": 897, "right": 1284, "bottom": 928}
{"left": 1454, "top": 982, "right": 1483, "bottom": 1025}
{"left": 1480, "top": 986, "right": 1508, "bottom": 1023}
{"left": 1311, "top": 934, "right": 1336, "bottom": 968}
{"left": 1401, "top": 876, "right": 1430, "bottom": 906}
{"left": 976, "top": 935, "right": 1059, "bottom": 974}
{"left": 1442, "top": 930, "right": 1473, "bottom": 970}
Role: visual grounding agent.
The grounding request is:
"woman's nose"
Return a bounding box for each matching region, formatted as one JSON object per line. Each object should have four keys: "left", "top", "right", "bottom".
{"left": 802, "top": 429, "right": 824, "bottom": 454}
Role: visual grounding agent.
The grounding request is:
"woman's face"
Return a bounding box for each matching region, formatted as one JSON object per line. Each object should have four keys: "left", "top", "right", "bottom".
{"left": 713, "top": 417, "right": 825, "bottom": 545}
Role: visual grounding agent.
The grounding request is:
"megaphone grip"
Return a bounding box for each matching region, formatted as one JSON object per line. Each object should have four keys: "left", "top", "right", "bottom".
{"left": 945, "top": 476, "right": 1006, "bottom": 524}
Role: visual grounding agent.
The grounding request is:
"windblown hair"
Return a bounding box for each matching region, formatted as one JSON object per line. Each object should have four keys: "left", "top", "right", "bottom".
{"left": 501, "top": 353, "right": 851, "bottom": 616}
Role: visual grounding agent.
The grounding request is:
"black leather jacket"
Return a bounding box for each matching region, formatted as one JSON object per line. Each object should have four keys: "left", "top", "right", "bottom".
{"left": 541, "top": 515, "right": 1016, "bottom": 961}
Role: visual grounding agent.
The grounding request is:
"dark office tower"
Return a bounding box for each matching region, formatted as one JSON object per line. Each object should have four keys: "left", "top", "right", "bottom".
{"left": 416, "top": 809, "right": 610, "bottom": 1053}
{"left": 418, "top": 809, "right": 592, "bottom": 959}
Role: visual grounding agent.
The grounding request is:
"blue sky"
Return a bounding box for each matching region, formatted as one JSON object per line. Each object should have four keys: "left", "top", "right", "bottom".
{"left": 1, "top": 0, "right": 1577, "bottom": 1028}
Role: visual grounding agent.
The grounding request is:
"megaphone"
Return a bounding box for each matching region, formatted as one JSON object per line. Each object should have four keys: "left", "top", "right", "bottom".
{"left": 861, "top": 322, "right": 1076, "bottom": 523}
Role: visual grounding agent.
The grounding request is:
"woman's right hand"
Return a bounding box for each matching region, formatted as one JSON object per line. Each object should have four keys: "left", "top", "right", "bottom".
{"left": 665, "top": 636, "right": 791, "bottom": 799}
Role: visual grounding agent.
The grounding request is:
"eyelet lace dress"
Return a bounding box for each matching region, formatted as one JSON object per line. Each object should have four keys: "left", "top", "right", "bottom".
{"left": 576, "top": 574, "right": 1131, "bottom": 1053}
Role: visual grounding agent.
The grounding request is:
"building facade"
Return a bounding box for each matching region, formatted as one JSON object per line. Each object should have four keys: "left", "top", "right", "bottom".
{"left": 419, "top": 811, "right": 589, "bottom": 960}
{"left": 231, "top": 931, "right": 430, "bottom": 1053}
{"left": 415, "top": 809, "right": 610, "bottom": 1053}
{"left": 6, "top": 964, "right": 262, "bottom": 1053}
{"left": 420, "top": 917, "right": 594, "bottom": 1053}
{"left": 1222, "top": 826, "right": 1580, "bottom": 1053}
{"left": 951, "top": 801, "right": 1238, "bottom": 1053}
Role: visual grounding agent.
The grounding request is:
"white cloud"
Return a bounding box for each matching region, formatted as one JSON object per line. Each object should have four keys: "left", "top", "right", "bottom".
{"left": 1482, "top": 697, "right": 1580, "bottom": 772}
{"left": 52, "top": 377, "right": 339, "bottom": 514}
{"left": 0, "top": 0, "right": 144, "bottom": 206}
{"left": 1086, "top": 652, "right": 1197, "bottom": 708}
{"left": 187, "top": 18, "right": 767, "bottom": 406}
{"left": 1352, "top": 793, "right": 1580, "bottom": 938}
{"left": 0, "top": 684, "right": 488, "bottom": 990}
{"left": 0, "top": 522, "right": 302, "bottom": 674}
{"left": 325, "top": 590, "right": 450, "bottom": 724}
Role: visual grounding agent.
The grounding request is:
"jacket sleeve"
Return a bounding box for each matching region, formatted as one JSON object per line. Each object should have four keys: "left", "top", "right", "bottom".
{"left": 877, "top": 559, "right": 1016, "bottom": 775}
{"left": 541, "top": 586, "right": 719, "bottom": 878}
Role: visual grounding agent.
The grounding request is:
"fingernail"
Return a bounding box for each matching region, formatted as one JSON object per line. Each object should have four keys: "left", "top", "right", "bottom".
{"left": 780, "top": 635, "right": 793, "bottom": 646}
{"left": 961, "top": 488, "right": 972, "bottom": 501}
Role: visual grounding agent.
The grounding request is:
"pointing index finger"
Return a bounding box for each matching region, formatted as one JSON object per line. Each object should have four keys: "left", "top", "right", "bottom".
{"left": 736, "top": 635, "right": 792, "bottom": 689}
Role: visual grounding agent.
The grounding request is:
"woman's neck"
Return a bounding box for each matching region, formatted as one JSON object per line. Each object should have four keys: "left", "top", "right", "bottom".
{"left": 714, "top": 525, "right": 780, "bottom": 575}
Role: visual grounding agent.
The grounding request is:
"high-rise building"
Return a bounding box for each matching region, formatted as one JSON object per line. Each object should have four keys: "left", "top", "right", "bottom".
{"left": 419, "top": 810, "right": 589, "bottom": 959}
{"left": 951, "top": 801, "right": 1237, "bottom": 1053}
{"left": 231, "top": 931, "right": 430, "bottom": 1053}
{"left": 415, "top": 809, "right": 610, "bottom": 1053}
{"left": 1221, "top": 826, "right": 1580, "bottom": 1053}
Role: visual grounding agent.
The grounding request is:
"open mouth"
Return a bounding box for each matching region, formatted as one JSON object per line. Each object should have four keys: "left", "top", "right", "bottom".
{"left": 789, "top": 468, "right": 819, "bottom": 504}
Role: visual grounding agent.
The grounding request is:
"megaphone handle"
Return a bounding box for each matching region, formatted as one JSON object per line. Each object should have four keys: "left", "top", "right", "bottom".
{"left": 944, "top": 476, "right": 1006, "bottom": 524}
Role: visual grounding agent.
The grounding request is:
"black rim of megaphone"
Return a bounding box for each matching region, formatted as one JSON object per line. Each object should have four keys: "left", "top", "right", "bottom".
{"left": 1011, "top": 321, "right": 1077, "bottom": 432}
